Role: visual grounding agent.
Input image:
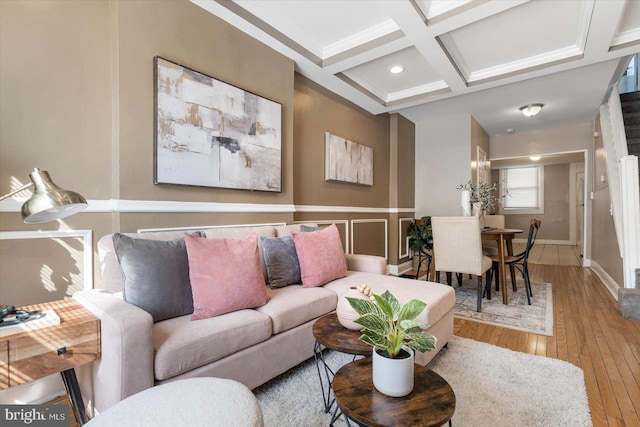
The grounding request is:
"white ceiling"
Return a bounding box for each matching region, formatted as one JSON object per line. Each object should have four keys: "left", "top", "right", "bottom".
{"left": 193, "top": 0, "right": 640, "bottom": 136}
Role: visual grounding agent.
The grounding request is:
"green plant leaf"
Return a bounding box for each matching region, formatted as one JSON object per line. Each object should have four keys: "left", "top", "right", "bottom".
{"left": 359, "top": 330, "right": 389, "bottom": 349}
{"left": 346, "top": 297, "right": 382, "bottom": 317}
{"left": 405, "top": 331, "right": 437, "bottom": 353}
{"left": 397, "top": 299, "right": 427, "bottom": 323}
{"left": 380, "top": 290, "right": 401, "bottom": 319}
{"left": 399, "top": 319, "right": 426, "bottom": 332}
{"left": 354, "top": 313, "right": 389, "bottom": 333}
{"left": 372, "top": 293, "right": 394, "bottom": 320}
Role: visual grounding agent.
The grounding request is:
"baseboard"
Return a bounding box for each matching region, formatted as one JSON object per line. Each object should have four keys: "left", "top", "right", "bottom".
{"left": 388, "top": 260, "right": 413, "bottom": 276}
{"left": 0, "top": 374, "right": 65, "bottom": 405}
{"left": 589, "top": 260, "right": 621, "bottom": 301}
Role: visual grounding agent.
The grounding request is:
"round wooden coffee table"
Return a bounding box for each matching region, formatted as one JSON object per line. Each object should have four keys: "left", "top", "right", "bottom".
{"left": 333, "top": 358, "right": 456, "bottom": 427}
{"left": 313, "top": 313, "right": 372, "bottom": 413}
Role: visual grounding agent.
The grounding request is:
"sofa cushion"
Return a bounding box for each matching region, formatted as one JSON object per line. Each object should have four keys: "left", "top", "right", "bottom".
{"left": 204, "top": 225, "right": 277, "bottom": 282}
{"left": 292, "top": 224, "right": 347, "bottom": 288}
{"left": 274, "top": 223, "right": 318, "bottom": 237}
{"left": 112, "top": 233, "right": 194, "bottom": 322}
{"left": 184, "top": 233, "right": 269, "bottom": 320}
{"left": 322, "top": 272, "right": 456, "bottom": 327}
{"left": 152, "top": 310, "right": 272, "bottom": 381}
{"left": 260, "top": 236, "right": 301, "bottom": 288}
{"left": 255, "top": 286, "right": 337, "bottom": 334}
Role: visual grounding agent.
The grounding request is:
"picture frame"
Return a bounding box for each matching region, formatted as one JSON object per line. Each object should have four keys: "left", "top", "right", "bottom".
{"left": 324, "top": 132, "right": 373, "bottom": 186}
{"left": 154, "top": 57, "right": 282, "bottom": 192}
{"left": 477, "top": 146, "right": 487, "bottom": 185}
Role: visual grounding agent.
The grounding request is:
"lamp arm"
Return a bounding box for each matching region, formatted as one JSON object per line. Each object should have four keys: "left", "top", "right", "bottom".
{"left": 0, "top": 183, "right": 34, "bottom": 201}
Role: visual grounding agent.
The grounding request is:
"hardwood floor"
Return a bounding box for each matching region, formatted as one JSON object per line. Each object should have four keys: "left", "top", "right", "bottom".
{"left": 455, "top": 264, "right": 640, "bottom": 427}
{"left": 512, "top": 242, "right": 583, "bottom": 266}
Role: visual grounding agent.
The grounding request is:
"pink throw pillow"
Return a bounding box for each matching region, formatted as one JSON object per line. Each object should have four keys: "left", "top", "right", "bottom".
{"left": 292, "top": 224, "right": 347, "bottom": 288}
{"left": 184, "top": 233, "right": 269, "bottom": 320}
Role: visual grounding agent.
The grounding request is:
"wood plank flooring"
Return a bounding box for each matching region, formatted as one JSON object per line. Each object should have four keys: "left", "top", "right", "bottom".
{"left": 513, "top": 242, "right": 583, "bottom": 266}
{"left": 455, "top": 264, "right": 640, "bottom": 427}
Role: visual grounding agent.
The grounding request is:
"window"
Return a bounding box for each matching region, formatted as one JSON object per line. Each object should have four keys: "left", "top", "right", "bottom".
{"left": 500, "top": 166, "right": 544, "bottom": 214}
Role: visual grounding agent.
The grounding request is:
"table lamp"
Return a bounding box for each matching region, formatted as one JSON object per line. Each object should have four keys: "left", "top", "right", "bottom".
{"left": 0, "top": 168, "right": 87, "bottom": 223}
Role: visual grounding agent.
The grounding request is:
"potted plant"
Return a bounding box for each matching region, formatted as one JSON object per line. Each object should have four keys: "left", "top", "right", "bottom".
{"left": 346, "top": 285, "right": 437, "bottom": 397}
{"left": 407, "top": 216, "right": 431, "bottom": 272}
{"left": 457, "top": 180, "right": 505, "bottom": 215}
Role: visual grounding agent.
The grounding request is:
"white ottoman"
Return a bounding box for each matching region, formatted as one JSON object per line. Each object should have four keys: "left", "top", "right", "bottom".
{"left": 85, "top": 378, "right": 263, "bottom": 427}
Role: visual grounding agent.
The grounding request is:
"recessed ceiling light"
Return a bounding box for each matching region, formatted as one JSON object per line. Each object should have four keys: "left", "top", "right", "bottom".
{"left": 389, "top": 66, "right": 404, "bottom": 74}
{"left": 519, "top": 103, "right": 544, "bottom": 117}
{"left": 530, "top": 155, "right": 541, "bottom": 161}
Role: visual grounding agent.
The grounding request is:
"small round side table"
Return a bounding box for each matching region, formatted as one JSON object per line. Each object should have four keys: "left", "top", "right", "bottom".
{"left": 333, "top": 358, "right": 456, "bottom": 427}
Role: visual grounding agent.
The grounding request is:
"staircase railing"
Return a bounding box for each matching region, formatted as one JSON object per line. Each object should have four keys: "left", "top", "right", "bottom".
{"left": 599, "top": 86, "right": 640, "bottom": 289}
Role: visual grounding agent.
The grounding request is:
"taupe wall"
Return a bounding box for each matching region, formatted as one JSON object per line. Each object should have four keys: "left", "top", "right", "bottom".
{"left": 497, "top": 164, "right": 572, "bottom": 241}
{"left": 0, "top": 0, "right": 413, "bottom": 304}
{"left": 591, "top": 114, "right": 624, "bottom": 286}
{"left": 471, "top": 117, "right": 491, "bottom": 188}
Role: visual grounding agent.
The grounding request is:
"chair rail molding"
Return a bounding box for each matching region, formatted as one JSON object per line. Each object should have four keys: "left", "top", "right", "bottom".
{"left": 1, "top": 200, "right": 415, "bottom": 215}
{"left": 0, "top": 230, "right": 93, "bottom": 291}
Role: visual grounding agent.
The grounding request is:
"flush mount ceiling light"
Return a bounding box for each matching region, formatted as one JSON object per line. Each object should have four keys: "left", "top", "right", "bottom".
{"left": 530, "top": 155, "right": 541, "bottom": 161}
{"left": 389, "top": 66, "right": 404, "bottom": 74}
{"left": 519, "top": 103, "right": 544, "bottom": 117}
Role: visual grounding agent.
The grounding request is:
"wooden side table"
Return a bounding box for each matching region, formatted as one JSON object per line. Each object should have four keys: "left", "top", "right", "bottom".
{"left": 312, "top": 313, "right": 371, "bottom": 413}
{"left": 333, "top": 358, "right": 455, "bottom": 427}
{"left": 0, "top": 299, "right": 101, "bottom": 425}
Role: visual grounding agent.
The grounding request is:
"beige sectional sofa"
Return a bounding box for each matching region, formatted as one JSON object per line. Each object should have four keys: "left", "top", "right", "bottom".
{"left": 74, "top": 223, "right": 455, "bottom": 415}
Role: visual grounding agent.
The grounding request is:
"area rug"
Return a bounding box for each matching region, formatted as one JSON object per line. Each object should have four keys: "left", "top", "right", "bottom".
{"left": 253, "top": 336, "right": 592, "bottom": 426}
{"left": 451, "top": 276, "right": 554, "bottom": 336}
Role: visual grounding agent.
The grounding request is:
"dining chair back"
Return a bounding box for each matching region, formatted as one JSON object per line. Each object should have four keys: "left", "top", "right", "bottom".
{"left": 431, "top": 216, "right": 493, "bottom": 311}
{"left": 489, "top": 218, "right": 541, "bottom": 305}
{"left": 483, "top": 215, "right": 505, "bottom": 229}
{"left": 482, "top": 215, "right": 505, "bottom": 256}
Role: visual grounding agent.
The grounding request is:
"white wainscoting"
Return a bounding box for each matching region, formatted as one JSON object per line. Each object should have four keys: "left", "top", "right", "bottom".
{"left": 0, "top": 229, "right": 93, "bottom": 291}
{"left": 398, "top": 218, "right": 413, "bottom": 259}
{"left": 351, "top": 219, "right": 388, "bottom": 259}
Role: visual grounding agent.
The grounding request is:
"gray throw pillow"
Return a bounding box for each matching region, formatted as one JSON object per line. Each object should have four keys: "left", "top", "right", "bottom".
{"left": 260, "top": 235, "right": 301, "bottom": 288}
{"left": 300, "top": 225, "right": 325, "bottom": 232}
{"left": 113, "top": 233, "right": 196, "bottom": 322}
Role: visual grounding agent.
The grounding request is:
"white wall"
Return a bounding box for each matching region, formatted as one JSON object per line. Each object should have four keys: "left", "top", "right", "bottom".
{"left": 415, "top": 115, "right": 471, "bottom": 216}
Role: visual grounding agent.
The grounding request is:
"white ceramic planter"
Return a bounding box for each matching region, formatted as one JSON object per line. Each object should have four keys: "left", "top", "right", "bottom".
{"left": 336, "top": 287, "right": 366, "bottom": 330}
{"left": 372, "top": 345, "right": 415, "bottom": 397}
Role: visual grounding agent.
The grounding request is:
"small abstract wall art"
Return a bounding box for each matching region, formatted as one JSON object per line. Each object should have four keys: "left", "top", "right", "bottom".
{"left": 154, "top": 57, "right": 282, "bottom": 192}
{"left": 324, "top": 132, "right": 373, "bottom": 186}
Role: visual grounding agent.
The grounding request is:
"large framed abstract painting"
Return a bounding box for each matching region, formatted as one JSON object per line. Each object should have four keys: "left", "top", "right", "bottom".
{"left": 324, "top": 132, "right": 373, "bottom": 186}
{"left": 154, "top": 57, "right": 282, "bottom": 192}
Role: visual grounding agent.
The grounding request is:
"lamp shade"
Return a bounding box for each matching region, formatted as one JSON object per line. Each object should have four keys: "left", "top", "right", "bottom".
{"left": 20, "top": 168, "right": 88, "bottom": 223}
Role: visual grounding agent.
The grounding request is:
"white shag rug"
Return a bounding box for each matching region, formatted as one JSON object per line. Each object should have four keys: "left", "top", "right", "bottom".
{"left": 254, "top": 336, "right": 591, "bottom": 427}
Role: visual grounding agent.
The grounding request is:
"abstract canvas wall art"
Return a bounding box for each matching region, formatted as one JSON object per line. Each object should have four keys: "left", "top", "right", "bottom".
{"left": 324, "top": 132, "right": 373, "bottom": 186}
{"left": 154, "top": 57, "right": 282, "bottom": 192}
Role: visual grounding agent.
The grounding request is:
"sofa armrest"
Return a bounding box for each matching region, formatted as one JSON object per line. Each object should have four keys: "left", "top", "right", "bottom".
{"left": 345, "top": 254, "right": 387, "bottom": 275}
{"left": 73, "top": 290, "right": 154, "bottom": 413}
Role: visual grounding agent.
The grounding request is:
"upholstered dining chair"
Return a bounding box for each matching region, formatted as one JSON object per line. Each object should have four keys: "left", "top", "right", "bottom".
{"left": 431, "top": 216, "right": 493, "bottom": 312}
{"left": 481, "top": 214, "right": 505, "bottom": 256}
{"left": 488, "top": 218, "right": 541, "bottom": 305}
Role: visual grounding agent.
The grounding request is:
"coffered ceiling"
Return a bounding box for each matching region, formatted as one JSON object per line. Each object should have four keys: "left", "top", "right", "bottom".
{"left": 193, "top": 0, "right": 640, "bottom": 135}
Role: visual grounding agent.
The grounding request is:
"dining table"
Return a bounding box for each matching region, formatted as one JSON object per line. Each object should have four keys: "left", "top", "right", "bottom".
{"left": 481, "top": 228, "right": 523, "bottom": 304}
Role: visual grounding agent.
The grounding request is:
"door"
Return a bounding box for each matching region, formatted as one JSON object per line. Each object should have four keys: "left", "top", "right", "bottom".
{"left": 576, "top": 171, "right": 584, "bottom": 258}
